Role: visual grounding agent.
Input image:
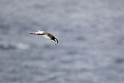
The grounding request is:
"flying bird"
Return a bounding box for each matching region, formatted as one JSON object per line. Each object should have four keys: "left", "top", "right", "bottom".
{"left": 29, "top": 30, "right": 58, "bottom": 45}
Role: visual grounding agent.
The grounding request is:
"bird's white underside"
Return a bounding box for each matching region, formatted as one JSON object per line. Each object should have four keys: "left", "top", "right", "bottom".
{"left": 42, "top": 35, "right": 51, "bottom": 39}
{"left": 37, "top": 30, "right": 51, "bottom": 39}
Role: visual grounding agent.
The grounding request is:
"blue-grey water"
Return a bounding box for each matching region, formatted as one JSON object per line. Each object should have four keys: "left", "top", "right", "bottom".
{"left": 0, "top": 0, "right": 124, "bottom": 83}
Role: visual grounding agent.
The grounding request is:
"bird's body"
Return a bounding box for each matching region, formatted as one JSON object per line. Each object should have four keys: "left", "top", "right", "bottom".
{"left": 29, "top": 30, "right": 58, "bottom": 45}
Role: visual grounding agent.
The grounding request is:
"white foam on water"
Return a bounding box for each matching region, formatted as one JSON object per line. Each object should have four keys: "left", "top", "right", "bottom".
{"left": 16, "top": 43, "right": 29, "bottom": 50}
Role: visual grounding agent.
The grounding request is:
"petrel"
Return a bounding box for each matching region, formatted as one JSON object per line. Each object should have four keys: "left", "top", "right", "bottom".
{"left": 29, "top": 30, "right": 58, "bottom": 45}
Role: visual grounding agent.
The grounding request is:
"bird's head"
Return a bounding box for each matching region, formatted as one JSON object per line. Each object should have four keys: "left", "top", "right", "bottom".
{"left": 54, "top": 38, "right": 58, "bottom": 45}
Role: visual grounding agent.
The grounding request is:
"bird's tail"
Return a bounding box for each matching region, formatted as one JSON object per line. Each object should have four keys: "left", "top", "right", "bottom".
{"left": 29, "top": 32, "right": 36, "bottom": 35}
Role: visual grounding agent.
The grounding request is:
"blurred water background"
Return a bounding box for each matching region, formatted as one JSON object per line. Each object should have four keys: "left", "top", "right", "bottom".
{"left": 0, "top": 0, "right": 124, "bottom": 83}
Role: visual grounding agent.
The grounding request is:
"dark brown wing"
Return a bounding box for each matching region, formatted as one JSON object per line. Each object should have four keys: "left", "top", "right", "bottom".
{"left": 47, "top": 33, "right": 56, "bottom": 40}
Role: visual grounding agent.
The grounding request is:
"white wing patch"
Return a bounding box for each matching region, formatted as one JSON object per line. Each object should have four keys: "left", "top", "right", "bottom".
{"left": 37, "top": 31, "right": 44, "bottom": 34}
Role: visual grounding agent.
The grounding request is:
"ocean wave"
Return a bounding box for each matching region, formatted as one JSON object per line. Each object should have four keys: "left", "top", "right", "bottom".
{"left": 0, "top": 43, "right": 29, "bottom": 50}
